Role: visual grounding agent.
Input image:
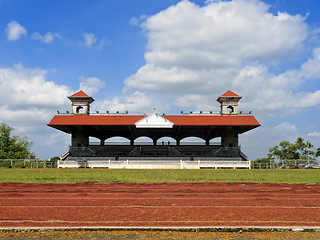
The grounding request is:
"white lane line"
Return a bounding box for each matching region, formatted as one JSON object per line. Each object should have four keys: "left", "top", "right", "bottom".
{"left": 1, "top": 220, "right": 320, "bottom": 224}
{"left": 0, "top": 205, "right": 319, "bottom": 209}
{"left": 1, "top": 192, "right": 319, "bottom": 195}
{"left": 1, "top": 197, "right": 319, "bottom": 200}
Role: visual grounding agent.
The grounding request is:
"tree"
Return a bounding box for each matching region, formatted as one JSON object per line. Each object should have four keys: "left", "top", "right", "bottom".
{"left": 0, "top": 123, "right": 33, "bottom": 159}
{"left": 268, "top": 137, "right": 317, "bottom": 167}
{"left": 268, "top": 140, "right": 299, "bottom": 160}
{"left": 316, "top": 148, "right": 320, "bottom": 158}
{"left": 294, "top": 137, "right": 315, "bottom": 159}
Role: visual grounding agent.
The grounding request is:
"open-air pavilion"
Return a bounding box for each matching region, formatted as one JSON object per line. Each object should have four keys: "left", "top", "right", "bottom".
{"left": 48, "top": 90, "right": 260, "bottom": 168}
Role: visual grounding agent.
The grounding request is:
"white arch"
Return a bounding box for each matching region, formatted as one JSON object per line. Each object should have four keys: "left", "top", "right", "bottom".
{"left": 210, "top": 137, "right": 221, "bottom": 145}
{"left": 134, "top": 136, "right": 153, "bottom": 145}
{"left": 89, "top": 136, "right": 100, "bottom": 145}
{"left": 157, "top": 137, "right": 176, "bottom": 145}
{"left": 180, "top": 137, "right": 205, "bottom": 145}
{"left": 105, "top": 136, "right": 130, "bottom": 145}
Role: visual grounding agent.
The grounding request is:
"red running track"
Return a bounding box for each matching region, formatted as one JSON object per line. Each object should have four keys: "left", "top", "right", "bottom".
{"left": 0, "top": 182, "right": 319, "bottom": 227}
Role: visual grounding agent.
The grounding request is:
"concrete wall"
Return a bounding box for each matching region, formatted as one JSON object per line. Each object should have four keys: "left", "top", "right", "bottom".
{"left": 221, "top": 130, "right": 238, "bottom": 148}
{"left": 72, "top": 133, "right": 89, "bottom": 147}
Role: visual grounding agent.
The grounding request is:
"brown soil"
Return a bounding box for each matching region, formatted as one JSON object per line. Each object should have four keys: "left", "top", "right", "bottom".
{"left": 0, "top": 182, "right": 319, "bottom": 227}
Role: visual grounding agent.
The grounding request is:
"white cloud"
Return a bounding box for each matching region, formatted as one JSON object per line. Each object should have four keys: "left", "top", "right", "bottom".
{"left": 129, "top": 14, "right": 148, "bottom": 26}
{"left": 123, "top": 0, "right": 320, "bottom": 117}
{"left": 274, "top": 122, "right": 298, "bottom": 134}
{"left": 307, "top": 131, "right": 320, "bottom": 137}
{"left": 5, "top": 21, "right": 27, "bottom": 41}
{"left": 83, "top": 32, "right": 109, "bottom": 49}
{"left": 0, "top": 64, "right": 73, "bottom": 158}
{"left": 32, "top": 32, "right": 61, "bottom": 43}
{"left": 95, "top": 92, "right": 154, "bottom": 114}
{"left": 79, "top": 76, "right": 106, "bottom": 95}
{"left": 83, "top": 33, "right": 97, "bottom": 47}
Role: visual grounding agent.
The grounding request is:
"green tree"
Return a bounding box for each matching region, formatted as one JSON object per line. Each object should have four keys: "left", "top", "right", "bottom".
{"left": 0, "top": 123, "right": 33, "bottom": 159}
{"left": 315, "top": 148, "right": 320, "bottom": 158}
{"left": 294, "top": 137, "right": 315, "bottom": 159}
{"left": 268, "top": 140, "right": 299, "bottom": 160}
{"left": 268, "top": 137, "right": 317, "bottom": 167}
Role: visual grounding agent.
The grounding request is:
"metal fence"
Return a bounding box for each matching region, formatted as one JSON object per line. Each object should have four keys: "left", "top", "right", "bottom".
{"left": 251, "top": 159, "right": 320, "bottom": 169}
{"left": 0, "top": 159, "right": 56, "bottom": 168}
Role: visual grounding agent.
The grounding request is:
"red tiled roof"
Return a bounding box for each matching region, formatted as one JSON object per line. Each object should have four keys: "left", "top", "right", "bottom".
{"left": 48, "top": 115, "right": 260, "bottom": 127}
{"left": 70, "top": 90, "right": 90, "bottom": 98}
{"left": 221, "top": 90, "right": 240, "bottom": 97}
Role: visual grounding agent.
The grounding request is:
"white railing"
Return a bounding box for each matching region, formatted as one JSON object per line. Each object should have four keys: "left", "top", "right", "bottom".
{"left": 57, "top": 159, "right": 251, "bottom": 169}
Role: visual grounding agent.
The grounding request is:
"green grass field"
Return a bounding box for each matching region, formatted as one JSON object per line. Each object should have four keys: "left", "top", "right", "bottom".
{"left": 0, "top": 168, "right": 319, "bottom": 183}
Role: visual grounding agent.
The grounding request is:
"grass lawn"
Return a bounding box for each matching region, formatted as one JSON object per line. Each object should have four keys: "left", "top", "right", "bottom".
{"left": 0, "top": 168, "right": 319, "bottom": 183}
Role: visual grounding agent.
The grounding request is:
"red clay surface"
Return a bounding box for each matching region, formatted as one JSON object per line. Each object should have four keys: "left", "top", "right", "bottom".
{"left": 0, "top": 182, "right": 319, "bottom": 228}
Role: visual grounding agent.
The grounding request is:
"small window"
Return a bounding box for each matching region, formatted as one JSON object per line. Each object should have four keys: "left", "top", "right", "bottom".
{"left": 227, "top": 106, "right": 234, "bottom": 113}
{"left": 76, "top": 106, "right": 84, "bottom": 113}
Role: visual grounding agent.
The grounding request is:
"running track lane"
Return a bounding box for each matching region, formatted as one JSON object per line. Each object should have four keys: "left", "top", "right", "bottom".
{"left": 0, "top": 182, "right": 319, "bottom": 227}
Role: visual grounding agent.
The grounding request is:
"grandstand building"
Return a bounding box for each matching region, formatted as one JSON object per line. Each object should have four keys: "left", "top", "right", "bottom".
{"left": 48, "top": 90, "right": 260, "bottom": 168}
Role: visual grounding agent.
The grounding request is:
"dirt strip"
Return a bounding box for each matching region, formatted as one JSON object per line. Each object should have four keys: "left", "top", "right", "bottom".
{"left": 0, "top": 182, "right": 319, "bottom": 228}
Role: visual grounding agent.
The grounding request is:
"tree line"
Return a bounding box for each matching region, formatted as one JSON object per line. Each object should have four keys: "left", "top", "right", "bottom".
{"left": 254, "top": 137, "right": 320, "bottom": 168}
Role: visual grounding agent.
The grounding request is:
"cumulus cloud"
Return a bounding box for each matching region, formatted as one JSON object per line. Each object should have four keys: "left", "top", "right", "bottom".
{"left": 32, "top": 32, "right": 61, "bottom": 43}
{"left": 0, "top": 64, "right": 78, "bottom": 159}
{"left": 83, "top": 32, "right": 109, "bottom": 49}
{"left": 5, "top": 21, "right": 27, "bottom": 41}
{"left": 79, "top": 76, "right": 106, "bottom": 95}
{"left": 124, "top": 0, "right": 320, "bottom": 117}
{"left": 0, "top": 64, "right": 72, "bottom": 156}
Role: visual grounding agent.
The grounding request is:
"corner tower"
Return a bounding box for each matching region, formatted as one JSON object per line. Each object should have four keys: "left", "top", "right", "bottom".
{"left": 217, "top": 90, "right": 242, "bottom": 115}
{"left": 68, "top": 90, "right": 94, "bottom": 115}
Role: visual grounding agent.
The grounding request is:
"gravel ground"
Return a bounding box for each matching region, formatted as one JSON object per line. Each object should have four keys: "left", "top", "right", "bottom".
{"left": 1, "top": 231, "right": 320, "bottom": 240}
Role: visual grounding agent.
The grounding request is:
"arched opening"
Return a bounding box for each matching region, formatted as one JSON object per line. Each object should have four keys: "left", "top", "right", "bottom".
{"left": 105, "top": 136, "right": 130, "bottom": 145}
{"left": 157, "top": 137, "right": 176, "bottom": 145}
{"left": 210, "top": 137, "right": 221, "bottom": 146}
{"left": 76, "top": 106, "right": 84, "bottom": 114}
{"left": 134, "top": 136, "right": 153, "bottom": 145}
{"left": 180, "top": 137, "right": 205, "bottom": 145}
{"left": 227, "top": 106, "right": 234, "bottom": 113}
{"left": 89, "top": 136, "right": 100, "bottom": 145}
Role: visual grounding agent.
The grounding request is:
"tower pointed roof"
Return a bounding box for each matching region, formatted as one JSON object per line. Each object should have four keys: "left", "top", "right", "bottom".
{"left": 70, "top": 90, "right": 90, "bottom": 98}
{"left": 68, "top": 90, "right": 94, "bottom": 103}
{"left": 221, "top": 90, "right": 240, "bottom": 97}
{"left": 217, "top": 90, "right": 242, "bottom": 103}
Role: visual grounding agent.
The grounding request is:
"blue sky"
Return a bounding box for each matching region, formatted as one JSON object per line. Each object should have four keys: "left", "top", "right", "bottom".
{"left": 1, "top": 0, "right": 320, "bottom": 160}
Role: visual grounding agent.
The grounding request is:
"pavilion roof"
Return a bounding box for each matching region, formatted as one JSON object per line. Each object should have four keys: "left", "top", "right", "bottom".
{"left": 48, "top": 114, "right": 260, "bottom": 127}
